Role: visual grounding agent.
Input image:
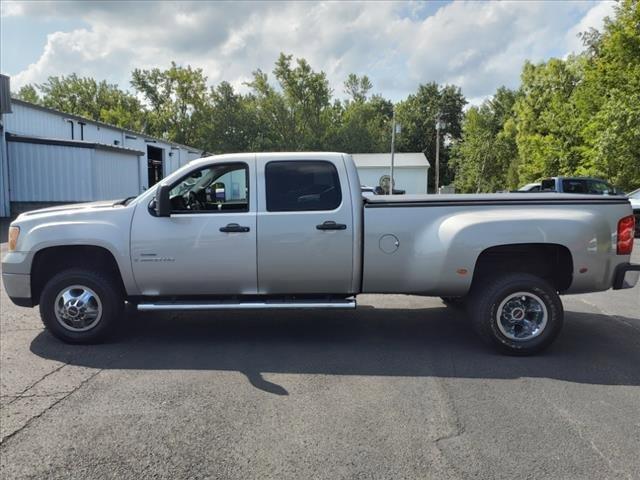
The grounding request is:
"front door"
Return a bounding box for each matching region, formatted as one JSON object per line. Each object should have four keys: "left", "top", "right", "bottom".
{"left": 256, "top": 156, "right": 354, "bottom": 294}
{"left": 131, "top": 159, "right": 257, "bottom": 296}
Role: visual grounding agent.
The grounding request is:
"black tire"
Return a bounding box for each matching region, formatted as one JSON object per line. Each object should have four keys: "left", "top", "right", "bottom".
{"left": 467, "top": 273, "right": 563, "bottom": 355}
{"left": 39, "top": 268, "right": 124, "bottom": 344}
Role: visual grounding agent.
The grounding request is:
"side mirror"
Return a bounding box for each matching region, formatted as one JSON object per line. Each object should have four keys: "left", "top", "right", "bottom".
{"left": 155, "top": 185, "right": 172, "bottom": 217}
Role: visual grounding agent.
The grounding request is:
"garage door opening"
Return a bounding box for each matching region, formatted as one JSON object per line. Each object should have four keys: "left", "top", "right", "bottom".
{"left": 147, "top": 145, "right": 164, "bottom": 187}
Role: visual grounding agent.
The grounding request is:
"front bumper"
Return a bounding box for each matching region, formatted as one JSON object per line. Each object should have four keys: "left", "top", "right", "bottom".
{"left": 1, "top": 272, "right": 33, "bottom": 307}
{"left": 612, "top": 263, "right": 640, "bottom": 290}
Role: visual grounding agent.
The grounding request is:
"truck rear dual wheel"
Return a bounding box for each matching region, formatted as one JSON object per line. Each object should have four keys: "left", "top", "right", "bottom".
{"left": 39, "top": 268, "right": 123, "bottom": 344}
{"left": 468, "top": 273, "right": 563, "bottom": 355}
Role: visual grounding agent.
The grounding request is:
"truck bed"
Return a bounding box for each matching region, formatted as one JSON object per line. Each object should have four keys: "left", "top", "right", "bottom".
{"left": 362, "top": 193, "right": 632, "bottom": 296}
{"left": 363, "top": 193, "right": 630, "bottom": 206}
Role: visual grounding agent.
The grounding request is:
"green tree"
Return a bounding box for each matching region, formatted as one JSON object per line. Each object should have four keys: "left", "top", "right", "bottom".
{"left": 17, "top": 74, "right": 144, "bottom": 130}
{"left": 131, "top": 62, "right": 208, "bottom": 147}
{"left": 514, "top": 58, "right": 585, "bottom": 183}
{"left": 509, "top": 0, "right": 639, "bottom": 191}
{"left": 245, "top": 53, "right": 333, "bottom": 150}
{"left": 573, "top": 0, "right": 640, "bottom": 190}
{"left": 333, "top": 94, "right": 393, "bottom": 153}
{"left": 395, "top": 82, "right": 466, "bottom": 191}
{"left": 200, "top": 81, "right": 257, "bottom": 154}
{"left": 344, "top": 74, "right": 373, "bottom": 103}
{"left": 15, "top": 85, "right": 40, "bottom": 104}
{"left": 450, "top": 87, "right": 518, "bottom": 192}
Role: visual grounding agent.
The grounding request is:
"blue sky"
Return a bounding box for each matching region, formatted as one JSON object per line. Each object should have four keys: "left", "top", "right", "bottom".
{"left": 0, "top": 1, "right": 616, "bottom": 104}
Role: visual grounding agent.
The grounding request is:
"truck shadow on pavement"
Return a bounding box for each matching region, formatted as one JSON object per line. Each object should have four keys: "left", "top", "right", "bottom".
{"left": 29, "top": 306, "right": 640, "bottom": 395}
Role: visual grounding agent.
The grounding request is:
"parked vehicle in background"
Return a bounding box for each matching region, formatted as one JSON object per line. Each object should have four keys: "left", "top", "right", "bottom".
{"left": 517, "top": 182, "right": 542, "bottom": 192}
{"left": 539, "top": 177, "right": 622, "bottom": 195}
{"left": 3, "top": 153, "right": 638, "bottom": 355}
{"left": 361, "top": 185, "right": 376, "bottom": 197}
{"left": 628, "top": 188, "right": 640, "bottom": 237}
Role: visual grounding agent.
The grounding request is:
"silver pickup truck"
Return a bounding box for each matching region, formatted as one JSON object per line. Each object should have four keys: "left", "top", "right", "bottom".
{"left": 3, "top": 153, "right": 638, "bottom": 355}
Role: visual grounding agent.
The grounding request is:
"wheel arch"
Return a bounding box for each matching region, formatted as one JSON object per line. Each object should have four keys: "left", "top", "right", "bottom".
{"left": 31, "top": 245, "right": 125, "bottom": 305}
{"left": 471, "top": 243, "right": 574, "bottom": 293}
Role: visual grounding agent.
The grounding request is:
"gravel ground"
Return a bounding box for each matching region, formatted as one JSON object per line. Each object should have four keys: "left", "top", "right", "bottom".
{"left": 1, "top": 241, "right": 639, "bottom": 479}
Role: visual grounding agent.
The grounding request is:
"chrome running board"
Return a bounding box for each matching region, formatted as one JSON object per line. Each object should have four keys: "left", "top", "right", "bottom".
{"left": 137, "top": 298, "right": 356, "bottom": 312}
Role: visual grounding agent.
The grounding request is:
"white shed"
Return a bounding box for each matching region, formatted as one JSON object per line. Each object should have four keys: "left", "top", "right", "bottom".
{"left": 0, "top": 96, "right": 203, "bottom": 217}
{"left": 352, "top": 153, "right": 430, "bottom": 194}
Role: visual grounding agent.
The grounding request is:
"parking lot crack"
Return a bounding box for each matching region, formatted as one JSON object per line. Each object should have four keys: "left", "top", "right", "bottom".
{"left": 1, "top": 368, "right": 104, "bottom": 445}
{"left": 3, "top": 363, "right": 68, "bottom": 407}
{"left": 542, "top": 392, "right": 633, "bottom": 480}
{"left": 432, "top": 373, "right": 466, "bottom": 478}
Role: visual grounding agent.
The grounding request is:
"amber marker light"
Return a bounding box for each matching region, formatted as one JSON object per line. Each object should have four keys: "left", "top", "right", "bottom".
{"left": 8, "top": 226, "right": 20, "bottom": 252}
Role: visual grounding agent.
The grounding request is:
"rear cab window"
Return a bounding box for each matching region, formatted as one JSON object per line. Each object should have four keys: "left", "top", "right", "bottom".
{"left": 265, "top": 161, "right": 342, "bottom": 212}
{"left": 561, "top": 179, "right": 588, "bottom": 194}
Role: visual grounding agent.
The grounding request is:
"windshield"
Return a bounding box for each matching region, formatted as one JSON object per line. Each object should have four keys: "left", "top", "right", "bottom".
{"left": 629, "top": 188, "right": 640, "bottom": 199}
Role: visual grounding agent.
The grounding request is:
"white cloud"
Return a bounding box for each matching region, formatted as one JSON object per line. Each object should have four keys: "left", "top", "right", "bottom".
{"left": 4, "top": 1, "right": 615, "bottom": 102}
{"left": 565, "top": 0, "right": 616, "bottom": 53}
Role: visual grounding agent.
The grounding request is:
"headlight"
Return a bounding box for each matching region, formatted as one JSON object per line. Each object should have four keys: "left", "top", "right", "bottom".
{"left": 8, "top": 226, "right": 20, "bottom": 252}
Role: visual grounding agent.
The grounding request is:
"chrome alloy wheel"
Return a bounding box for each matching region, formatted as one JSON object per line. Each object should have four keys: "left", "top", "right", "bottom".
{"left": 54, "top": 285, "right": 103, "bottom": 332}
{"left": 496, "top": 291, "right": 548, "bottom": 341}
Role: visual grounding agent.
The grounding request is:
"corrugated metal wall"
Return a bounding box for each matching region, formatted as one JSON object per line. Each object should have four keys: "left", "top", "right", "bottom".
{"left": 8, "top": 142, "right": 140, "bottom": 202}
{"left": 4, "top": 103, "right": 72, "bottom": 139}
{"left": 0, "top": 122, "right": 9, "bottom": 216}
{"left": 4, "top": 102, "right": 203, "bottom": 193}
{"left": 93, "top": 150, "right": 141, "bottom": 199}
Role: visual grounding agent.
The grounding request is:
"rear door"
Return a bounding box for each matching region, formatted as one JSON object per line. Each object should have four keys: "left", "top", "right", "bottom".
{"left": 256, "top": 156, "right": 354, "bottom": 294}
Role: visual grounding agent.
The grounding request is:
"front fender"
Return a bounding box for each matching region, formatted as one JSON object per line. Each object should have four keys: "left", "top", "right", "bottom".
{"left": 5, "top": 206, "right": 139, "bottom": 295}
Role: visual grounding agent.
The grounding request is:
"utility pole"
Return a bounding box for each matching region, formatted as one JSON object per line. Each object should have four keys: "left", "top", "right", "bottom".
{"left": 389, "top": 109, "right": 400, "bottom": 195}
{"left": 389, "top": 110, "right": 396, "bottom": 195}
{"left": 435, "top": 113, "right": 442, "bottom": 194}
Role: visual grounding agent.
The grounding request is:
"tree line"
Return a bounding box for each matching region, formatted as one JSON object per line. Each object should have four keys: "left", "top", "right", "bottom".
{"left": 15, "top": 0, "right": 639, "bottom": 192}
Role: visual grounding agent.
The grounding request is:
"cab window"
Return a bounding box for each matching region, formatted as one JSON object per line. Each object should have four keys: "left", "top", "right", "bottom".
{"left": 541, "top": 179, "right": 556, "bottom": 192}
{"left": 562, "top": 179, "right": 588, "bottom": 194}
{"left": 587, "top": 180, "right": 613, "bottom": 195}
{"left": 168, "top": 163, "right": 248, "bottom": 213}
{"left": 265, "top": 161, "right": 342, "bottom": 212}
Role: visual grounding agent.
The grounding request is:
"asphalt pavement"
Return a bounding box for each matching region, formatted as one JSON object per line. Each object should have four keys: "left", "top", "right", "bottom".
{"left": 1, "top": 242, "right": 639, "bottom": 479}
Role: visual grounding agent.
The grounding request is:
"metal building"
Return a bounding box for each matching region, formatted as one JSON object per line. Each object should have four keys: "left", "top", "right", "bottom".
{"left": 352, "top": 153, "right": 430, "bottom": 194}
{"left": 0, "top": 91, "right": 202, "bottom": 217}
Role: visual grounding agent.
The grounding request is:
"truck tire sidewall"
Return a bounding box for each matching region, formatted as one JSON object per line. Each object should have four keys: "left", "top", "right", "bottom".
{"left": 40, "top": 269, "right": 123, "bottom": 344}
{"left": 473, "top": 274, "right": 563, "bottom": 355}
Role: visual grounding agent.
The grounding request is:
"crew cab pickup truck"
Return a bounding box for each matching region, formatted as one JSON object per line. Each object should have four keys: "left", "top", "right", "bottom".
{"left": 3, "top": 153, "right": 639, "bottom": 355}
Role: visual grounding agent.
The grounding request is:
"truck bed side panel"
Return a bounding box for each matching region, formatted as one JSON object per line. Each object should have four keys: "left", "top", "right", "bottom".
{"left": 362, "top": 197, "right": 632, "bottom": 296}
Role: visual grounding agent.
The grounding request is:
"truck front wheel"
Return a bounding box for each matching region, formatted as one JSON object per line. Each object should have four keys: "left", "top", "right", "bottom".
{"left": 39, "top": 268, "right": 123, "bottom": 344}
{"left": 468, "top": 273, "right": 563, "bottom": 355}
